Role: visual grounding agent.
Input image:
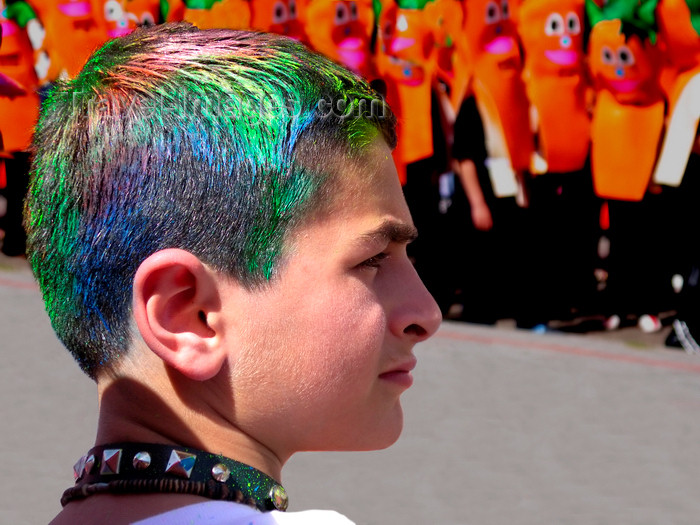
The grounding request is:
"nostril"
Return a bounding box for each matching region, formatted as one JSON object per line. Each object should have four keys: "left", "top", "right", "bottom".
{"left": 404, "top": 323, "right": 427, "bottom": 337}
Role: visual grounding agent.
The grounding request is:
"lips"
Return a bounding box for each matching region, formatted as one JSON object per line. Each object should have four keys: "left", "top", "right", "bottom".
{"left": 58, "top": 1, "right": 92, "bottom": 17}
{"left": 608, "top": 78, "right": 640, "bottom": 93}
{"left": 379, "top": 356, "right": 417, "bottom": 388}
{"left": 545, "top": 49, "right": 579, "bottom": 66}
{"left": 1, "top": 21, "right": 17, "bottom": 38}
{"left": 485, "top": 36, "right": 515, "bottom": 55}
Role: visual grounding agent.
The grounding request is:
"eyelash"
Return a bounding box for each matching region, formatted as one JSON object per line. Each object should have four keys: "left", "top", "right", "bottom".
{"left": 360, "top": 252, "right": 389, "bottom": 268}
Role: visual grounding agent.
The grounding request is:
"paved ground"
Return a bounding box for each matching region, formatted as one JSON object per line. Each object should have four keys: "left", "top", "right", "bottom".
{"left": 2, "top": 254, "right": 700, "bottom": 524}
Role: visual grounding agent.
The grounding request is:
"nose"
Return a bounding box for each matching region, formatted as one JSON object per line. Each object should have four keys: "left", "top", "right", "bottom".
{"left": 392, "top": 263, "right": 442, "bottom": 342}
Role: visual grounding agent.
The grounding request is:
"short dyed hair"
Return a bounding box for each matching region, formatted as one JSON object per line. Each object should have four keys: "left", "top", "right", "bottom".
{"left": 25, "top": 23, "right": 396, "bottom": 378}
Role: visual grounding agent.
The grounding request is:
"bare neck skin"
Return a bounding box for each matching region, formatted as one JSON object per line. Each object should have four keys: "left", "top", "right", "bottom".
{"left": 95, "top": 346, "right": 285, "bottom": 482}
{"left": 50, "top": 348, "right": 283, "bottom": 525}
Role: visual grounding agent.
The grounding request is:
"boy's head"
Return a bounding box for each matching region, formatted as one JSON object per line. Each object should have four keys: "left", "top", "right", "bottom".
{"left": 24, "top": 23, "right": 396, "bottom": 379}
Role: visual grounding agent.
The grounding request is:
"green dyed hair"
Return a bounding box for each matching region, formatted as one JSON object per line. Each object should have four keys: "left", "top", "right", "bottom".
{"left": 25, "top": 23, "right": 396, "bottom": 378}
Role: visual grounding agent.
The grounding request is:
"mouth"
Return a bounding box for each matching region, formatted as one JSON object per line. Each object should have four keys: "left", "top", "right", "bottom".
{"left": 545, "top": 49, "right": 579, "bottom": 66}
{"left": 608, "top": 78, "right": 640, "bottom": 93}
{"left": 379, "top": 357, "right": 417, "bottom": 389}
{"left": 485, "top": 36, "right": 514, "bottom": 55}
{"left": 58, "top": 1, "right": 92, "bottom": 17}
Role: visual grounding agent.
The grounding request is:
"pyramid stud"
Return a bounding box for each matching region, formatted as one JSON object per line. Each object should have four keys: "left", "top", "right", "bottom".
{"left": 73, "top": 456, "right": 87, "bottom": 481}
{"left": 84, "top": 454, "right": 96, "bottom": 475}
{"left": 165, "top": 450, "right": 196, "bottom": 478}
{"left": 132, "top": 451, "right": 151, "bottom": 470}
{"left": 100, "top": 449, "right": 123, "bottom": 475}
{"left": 211, "top": 463, "right": 230, "bottom": 482}
{"left": 269, "top": 485, "right": 288, "bottom": 511}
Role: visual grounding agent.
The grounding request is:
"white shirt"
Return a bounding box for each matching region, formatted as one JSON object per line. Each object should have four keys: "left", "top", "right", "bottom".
{"left": 133, "top": 501, "right": 356, "bottom": 525}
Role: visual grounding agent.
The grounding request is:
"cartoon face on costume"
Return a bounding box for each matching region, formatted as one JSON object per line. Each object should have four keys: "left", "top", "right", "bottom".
{"left": 305, "top": 0, "right": 372, "bottom": 74}
{"left": 518, "top": 0, "right": 584, "bottom": 75}
{"left": 0, "top": 13, "right": 33, "bottom": 97}
{"left": 54, "top": 0, "right": 100, "bottom": 30}
{"left": 464, "top": 0, "right": 521, "bottom": 67}
{"left": 123, "top": 0, "right": 160, "bottom": 26}
{"left": 103, "top": 0, "right": 138, "bottom": 37}
{"left": 250, "top": 0, "right": 306, "bottom": 40}
{"left": 589, "top": 18, "right": 662, "bottom": 104}
{"left": 425, "top": 0, "right": 465, "bottom": 80}
{"left": 378, "top": 4, "right": 434, "bottom": 86}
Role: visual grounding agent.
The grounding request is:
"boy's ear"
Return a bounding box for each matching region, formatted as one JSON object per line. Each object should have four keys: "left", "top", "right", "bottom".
{"left": 132, "top": 249, "right": 226, "bottom": 381}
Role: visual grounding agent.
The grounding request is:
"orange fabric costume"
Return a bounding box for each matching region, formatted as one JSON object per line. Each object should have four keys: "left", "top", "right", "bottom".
{"left": 518, "top": 0, "right": 590, "bottom": 174}
{"left": 249, "top": 0, "right": 307, "bottom": 40}
{"left": 0, "top": 7, "right": 40, "bottom": 153}
{"left": 32, "top": 0, "right": 109, "bottom": 79}
{"left": 653, "top": 0, "right": 700, "bottom": 186}
{"left": 164, "top": 0, "right": 251, "bottom": 29}
{"left": 304, "top": 0, "right": 374, "bottom": 78}
{"left": 375, "top": 0, "right": 436, "bottom": 184}
{"left": 588, "top": 16, "right": 665, "bottom": 201}
{"left": 463, "top": 0, "right": 534, "bottom": 196}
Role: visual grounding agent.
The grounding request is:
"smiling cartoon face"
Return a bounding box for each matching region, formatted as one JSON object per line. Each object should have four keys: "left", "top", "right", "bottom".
{"left": 589, "top": 18, "right": 663, "bottom": 104}
{"left": 251, "top": 0, "right": 306, "bottom": 40}
{"left": 377, "top": 4, "right": 434, "bottom": 86}
{"left": 425, "top": 0, "right": 465, "bottom": 80}
{"left": 518, "top": 0, "right": 584, "bottom": 75}
{"left": 305, "top": 0, "right": 372, "bottom": 75}
{"left": 464, "top": 0, "right": 521, "bottom": 68}
{"left": 103, "top": 0, "right": 138, "bottom": 37}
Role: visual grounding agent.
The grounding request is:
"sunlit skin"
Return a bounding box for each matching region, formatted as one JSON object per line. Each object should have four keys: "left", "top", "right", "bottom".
{"left": 91, "top": 136, "right": 441, "bottom": 487}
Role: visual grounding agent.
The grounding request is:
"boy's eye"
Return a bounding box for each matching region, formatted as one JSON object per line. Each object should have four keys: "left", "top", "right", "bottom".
{"left": 360, "top": 252, "right": 389, "bottom": 269}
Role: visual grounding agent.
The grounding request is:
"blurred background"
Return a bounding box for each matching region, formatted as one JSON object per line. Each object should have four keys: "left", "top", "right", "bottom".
{"left": 2, "top": 0, "right": 700, "bottom": 347}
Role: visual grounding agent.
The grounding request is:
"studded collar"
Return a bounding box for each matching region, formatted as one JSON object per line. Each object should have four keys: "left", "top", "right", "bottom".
{"left": 64, "top": 442, "right": 288, "bottom": 512}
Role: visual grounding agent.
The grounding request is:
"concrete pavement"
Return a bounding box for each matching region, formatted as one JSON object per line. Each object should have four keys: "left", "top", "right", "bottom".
{"left": 2, "top": 254, "right": 700, "bottom": 524}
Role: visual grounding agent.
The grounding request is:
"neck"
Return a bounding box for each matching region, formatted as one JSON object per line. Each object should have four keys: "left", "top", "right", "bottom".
{"left": 95, "top": 370, "right": 284, "bottom": 482}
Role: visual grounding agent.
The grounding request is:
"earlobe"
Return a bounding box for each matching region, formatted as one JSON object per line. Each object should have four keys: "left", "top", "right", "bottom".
{"left": 133, "top": 249, "right": 226, "bottom": 381}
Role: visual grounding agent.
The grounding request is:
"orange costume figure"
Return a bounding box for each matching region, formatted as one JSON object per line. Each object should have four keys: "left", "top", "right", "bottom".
{"left": 463, "top": 0, "right": 534, "bottom": 198}
{"left": 123, "top": 0, "right": 161, "bottom": 26}
{"left": 424, "top": 0, "right": 470, "bottom": 112}
{"left": 375, "top": 0, "right": 436, "bottom": 184}
{"left": 304, "top": 0, "right": 374, "bottom": 78}
{"left": 587, "top": 0, "right": 665, "bottom": 201}
{"left": 163, "top": 0, "right": 251, "bottom": 29}
{"left": 0, "top": 1, "right": 40, "bottom": 154}
{"left": 31, "top": 0, "right": 109, "bottom": 79}
{"left": 249, "top": 0, "right": 307, "bottom": 41}
{"left": 103, "top": 0, "right": 140, "bottom": 38}
{"left": 518, "top": 0, "right": 590, "bottom": 174}
{"left": 652, "top": 0, "right": 700, "bottom": 186}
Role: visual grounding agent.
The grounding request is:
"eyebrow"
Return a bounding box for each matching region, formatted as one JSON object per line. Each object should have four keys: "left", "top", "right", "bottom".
{"left": 356, "top": 220, "right": 419, "bottom": 246}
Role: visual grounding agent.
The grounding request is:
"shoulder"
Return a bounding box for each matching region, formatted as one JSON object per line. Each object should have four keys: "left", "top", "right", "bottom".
{"left": 133, "top": 501, "right": 356, "bottom": 525}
